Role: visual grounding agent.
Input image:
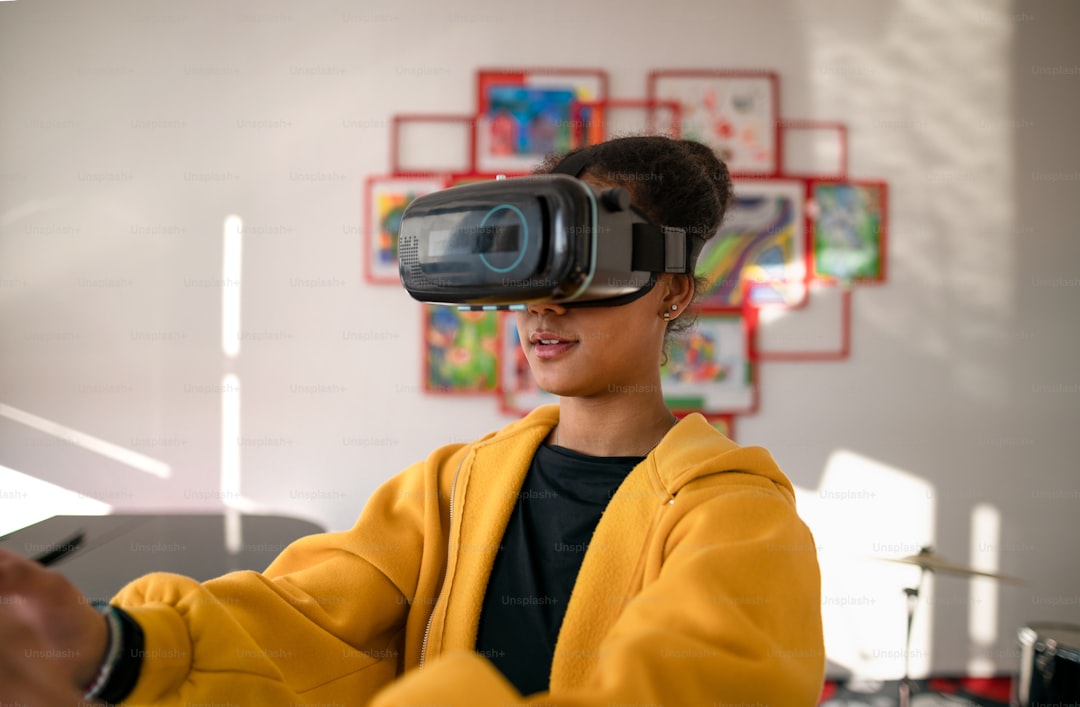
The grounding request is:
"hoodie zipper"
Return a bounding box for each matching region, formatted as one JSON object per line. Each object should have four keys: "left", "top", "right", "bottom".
{"left": 418, "top": 454, "right": 466, "bottom": 666}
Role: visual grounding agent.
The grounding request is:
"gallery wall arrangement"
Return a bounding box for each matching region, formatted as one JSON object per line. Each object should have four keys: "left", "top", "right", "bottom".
{"left": 362, "top": 67, "right": 889, "bottom": 439}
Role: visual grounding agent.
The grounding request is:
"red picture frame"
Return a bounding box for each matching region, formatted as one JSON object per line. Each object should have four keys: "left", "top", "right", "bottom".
{"left": 695, "top": 178, "right": 810, "bottom": 312}
{"left": 422, "top": 305, "right": 500, "bottom": 395}
{"left": 745, "top": 281, "right": 853, "bottom": 362}
{"left": 353, "top": 63, "right": 892, "bottom": 428}
{"left": 569, "top": 98, "right": 683, "bottom": 147}
{"left": 647, "top": 69, "right": 781, "bottom": 177}
{"left": 807, "top": 179, "right": 889, "bottom": 284}
{"left": 779, "top": 119, "right": 849, "bottom": 179}
{"left": 474, "top": 67, "right": 609, "bottom": 173}
{"left": 390, "top": 114, "right": 476, "bottom": 176}
{"left": 662, "top": 310, "right": 758, "bottom": 415}
{"left": 363, "top": 174, "right": 448, "bottom": 285}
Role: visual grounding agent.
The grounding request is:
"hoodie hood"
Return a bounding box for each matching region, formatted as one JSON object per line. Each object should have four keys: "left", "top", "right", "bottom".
{"left": 477, "top": 404, "right": 794, "bottom": 501}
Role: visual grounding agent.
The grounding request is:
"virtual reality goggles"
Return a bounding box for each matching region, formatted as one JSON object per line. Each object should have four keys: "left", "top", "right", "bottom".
{"left": 397, "top": 173, "right": 695, "bottom": 310}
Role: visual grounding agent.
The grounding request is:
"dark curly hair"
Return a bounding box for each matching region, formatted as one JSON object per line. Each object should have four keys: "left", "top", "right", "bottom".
{"left": 535, "top": 135, "right": 733, "bottom": 348}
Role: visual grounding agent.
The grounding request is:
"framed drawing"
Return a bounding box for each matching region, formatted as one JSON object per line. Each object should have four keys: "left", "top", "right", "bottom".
{"left": 569, "top": 98, "right": 682, "bottom": 147}
{"left": 695, "top": 179, "right": 808, "bottom": 310}
{"left": 661, "top": 312, "right": 757, "bottom": 415}
{"left": 809, "top": 179, "right": 888, "bottom": 283}
{"left": 364, "top": 175, "right": 447, "bottom": 284}
{"left": 423, "top": 305, "right": 499, "bottom": 394}
{"left": 474, "top": 68, "right": 608, "bottom": 173}
{"left": 390, "top": 114, "right": 475, "bottom": 175}
{"left": 647, "top": 69, "right": 780, "bottom": 176}
{"left": 496, "top": 313, "right": 558, "bottom": 416}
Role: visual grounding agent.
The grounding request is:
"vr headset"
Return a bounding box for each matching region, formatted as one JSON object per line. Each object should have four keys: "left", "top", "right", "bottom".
{"left": 397, "top": 152, "right": 694, "bottom": 310}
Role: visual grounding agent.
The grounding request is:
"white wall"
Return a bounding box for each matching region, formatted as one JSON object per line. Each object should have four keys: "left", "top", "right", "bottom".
{"left": 1, "top": 0, "right": 1077, "bottom": 681}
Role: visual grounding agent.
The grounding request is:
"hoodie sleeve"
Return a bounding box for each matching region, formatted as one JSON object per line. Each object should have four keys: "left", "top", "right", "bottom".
{"left": 111, "top": 443, "right": 462, "bottom": 706}
{"left": 368, "top": 472, "right": 825, "bottom": 707}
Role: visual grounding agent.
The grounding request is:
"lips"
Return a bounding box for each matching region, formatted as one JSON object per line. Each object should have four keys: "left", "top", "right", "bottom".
{"left": 529, "top": 331, "right": 576, "bottom": 345}
{"left": 529, "top": 330, "right": 578, "bottom": 360}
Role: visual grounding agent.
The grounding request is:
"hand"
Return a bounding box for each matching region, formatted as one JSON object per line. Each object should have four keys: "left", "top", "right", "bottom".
{"left": 0, "top": 547, "right": 108, "bottom": 692}
{"left": 0, "top": 605, "right": 87, "bottom": 705}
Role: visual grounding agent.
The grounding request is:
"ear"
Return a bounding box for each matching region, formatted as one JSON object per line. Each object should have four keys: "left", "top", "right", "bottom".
{"left": 659, "top": 273, "right": 695, "bottom": 316}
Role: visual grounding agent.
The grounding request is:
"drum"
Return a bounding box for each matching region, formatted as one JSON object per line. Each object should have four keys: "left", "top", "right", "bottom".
{"left": 1016, "top": 623, "right": 1080, "bottom": 706}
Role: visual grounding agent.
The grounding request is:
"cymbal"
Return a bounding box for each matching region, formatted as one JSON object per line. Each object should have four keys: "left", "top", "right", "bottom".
{"left": 881, "top": 547, "right": 1024, "bottom": 583}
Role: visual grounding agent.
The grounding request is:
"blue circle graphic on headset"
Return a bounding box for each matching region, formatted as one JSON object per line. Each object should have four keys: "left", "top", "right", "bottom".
{"left": 477, "top": 204, "right": 528, "bottom": 273}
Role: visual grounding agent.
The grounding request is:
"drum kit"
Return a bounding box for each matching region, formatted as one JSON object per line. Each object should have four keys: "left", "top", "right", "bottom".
{"left": 875, "top": 546, "right": 1077, "bottom": 707}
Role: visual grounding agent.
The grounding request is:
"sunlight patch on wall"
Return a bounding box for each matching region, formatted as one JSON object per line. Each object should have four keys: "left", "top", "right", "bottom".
{"left": 795, "top": 448, "right": 936, "bottom": 680}
{"left": 219, "top": 372, "right": 243, "bottom": 553}
{"left": 967, "top": 502, "right": 1001, "bottom": 675}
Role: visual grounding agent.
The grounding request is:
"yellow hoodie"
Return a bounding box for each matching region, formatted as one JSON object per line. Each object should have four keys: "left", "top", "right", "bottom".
{"left": 113, "top": 405, "right": 825, "bottom": 705}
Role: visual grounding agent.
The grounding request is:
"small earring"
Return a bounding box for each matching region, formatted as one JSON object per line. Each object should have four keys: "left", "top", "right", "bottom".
{"left": 662, "top": 311, "right": 671, "bottom": 321}
{"left": 671, "top": 305, "right": 678, "bottom": 311}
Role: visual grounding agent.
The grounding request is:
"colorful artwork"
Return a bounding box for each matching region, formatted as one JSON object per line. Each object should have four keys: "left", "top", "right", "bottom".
{"left": 661, "top": 314, "right": 755, "bottom": 414}
{"left": 649, "top": 71, "right": 778, "bottom": 175}
{"left": 487, "top": 86, "right": 576, "bottom": 157}
{"left": 569, "top": 99, "right": 682, "bottom": 147}
{"left": 695, "top": 180, "right": 806, "bottom": 309}
{"left": 365, "top": 177, "right": 446, "bottom": 284}
{"left": 811, "top": 181, "right": 886, "bottom": 281}
{"left": 424, "top": 306, "right": 499, "bottom": 393}
{"left": 570, "top": 102, "right": 605, "bottom": 147}
{"left": 475, "top": 70, "right": 606, "bottom": 172}
{"left": 360, "top": 66, "right": 889, "bottom": 432}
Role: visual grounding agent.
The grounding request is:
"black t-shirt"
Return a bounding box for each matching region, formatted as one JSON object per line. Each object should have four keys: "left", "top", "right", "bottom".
{"left": 474, "top": 443, "right": 644, "bottom": 696}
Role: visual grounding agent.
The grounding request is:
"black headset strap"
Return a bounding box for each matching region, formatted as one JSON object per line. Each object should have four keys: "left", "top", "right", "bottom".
{"left": 560, "top": 276, "right": 658, "bottom": 309}
{"left": 550, "top": 147, "right": 595, "bottom": 178}
{"left": 631, "top": 223, "right": 691, "bottom": 273}
{"left": 548, "top": 147, "right": 692, "bottom": 310}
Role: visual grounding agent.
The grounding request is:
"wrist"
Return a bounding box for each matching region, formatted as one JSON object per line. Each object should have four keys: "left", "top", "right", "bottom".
{"left": 82, "top": 605, "right": 123, "bottom": 700}
{"left": 74, "top": 604, "right": 111, "bottom": 689}
{"left": 81, "top": 604, "right": 144, "bottom": 703}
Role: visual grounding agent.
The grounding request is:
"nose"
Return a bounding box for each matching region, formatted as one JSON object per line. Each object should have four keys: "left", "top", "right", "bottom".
{"left": 525, "top": 301, "right": 568, "bottom": 316}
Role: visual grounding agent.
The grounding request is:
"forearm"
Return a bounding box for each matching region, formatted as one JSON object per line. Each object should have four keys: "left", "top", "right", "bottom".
{"left": 112, "top": 568, "right": 406, "bottom": 705}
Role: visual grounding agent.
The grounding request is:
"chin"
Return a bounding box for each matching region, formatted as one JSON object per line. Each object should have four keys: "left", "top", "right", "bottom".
{"left": 534, "top": 381, "right": 574, "bottom": 398}
{"left": 531, "top": 374, "right": 583, "bottom": 398}
{"left": 538, "top": 380, "right": 611, "bottom": 400}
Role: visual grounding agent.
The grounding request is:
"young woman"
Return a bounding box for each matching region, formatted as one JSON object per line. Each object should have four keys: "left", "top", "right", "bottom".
{"left": 0, "top": 136, "right": 825, "bottom": 705}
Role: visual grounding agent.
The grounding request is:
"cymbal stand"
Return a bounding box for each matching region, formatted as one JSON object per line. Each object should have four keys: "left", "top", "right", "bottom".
{"left": 899, "top": 562, "right": 929, "bottom": 707}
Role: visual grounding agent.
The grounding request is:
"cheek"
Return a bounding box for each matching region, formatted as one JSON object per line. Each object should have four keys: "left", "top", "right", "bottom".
{"left": 581, "top": 313, "right": 661, "bottom": 357}
{"left": 588, "top": 324, "right": 627, "bottom": 351}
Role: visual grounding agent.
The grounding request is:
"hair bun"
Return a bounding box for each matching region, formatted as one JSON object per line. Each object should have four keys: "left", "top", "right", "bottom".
{"left": 677, "top": 139, "right": 733, "bottom": 215}
{"left": 535, "top": 135, "right": 733, "bottom": 345}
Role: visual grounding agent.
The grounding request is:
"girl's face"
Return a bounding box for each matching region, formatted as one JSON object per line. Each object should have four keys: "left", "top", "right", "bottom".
{"left": 513, "top": 278, "right": 676, "bottom": 400}
{"left": 513, "top": 175, "right": 693, "bottom": 401}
